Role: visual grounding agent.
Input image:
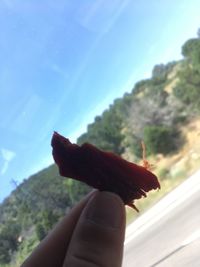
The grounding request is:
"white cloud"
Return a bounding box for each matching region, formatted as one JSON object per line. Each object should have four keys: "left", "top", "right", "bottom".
{"left": 1, "top": 148, "right": 16, "bottom": 161}
{"left": 1, "top": 148, "right": 16, "bottom": 175}
{"left": 1, "top": 161, "right": 9, "bottom": 175}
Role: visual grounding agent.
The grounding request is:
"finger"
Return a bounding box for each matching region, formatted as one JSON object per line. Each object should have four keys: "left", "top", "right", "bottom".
{"left": 63, "top": 191, "right": 126, "bottom": 267}
{"left": 22, "top": 190, "right": 97, "bottom": 267}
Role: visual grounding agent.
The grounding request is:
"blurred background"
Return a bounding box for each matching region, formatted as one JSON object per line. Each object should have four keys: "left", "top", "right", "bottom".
{"left": 0, "top": 1, "right": 200, "bottom": 266}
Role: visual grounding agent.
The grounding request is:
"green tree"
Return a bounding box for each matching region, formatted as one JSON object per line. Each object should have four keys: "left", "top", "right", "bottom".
{"left": 65, "top": 179, "right": 91, "bottom": 205}
{"left": 143, "top": 126, "right": 179, "bottom": 155}
{"left": 173, "top": 66, "right": 200, "bottom": 112}
{"left": 151, "top": 62, "right": 176, "bottom": 86}
{"left": 42, "top": 210, "right": 58, "bottom": 232}
{"left": 0, "top": 242, "right": 11, "bottom": 264}
{"left": 35, "top": 223, "right": 46, "bottom": 241}
{"left": 0, "top": 222, "right": 21, "bottom": 264}
{"left": 174, "top": 82, "right": 200, "bottom": 107}
{"left": 78, "top": 106, "right": 125, "bottom": 155}
{"left": 182, "top": 38, "right": 200, "bottom": 70}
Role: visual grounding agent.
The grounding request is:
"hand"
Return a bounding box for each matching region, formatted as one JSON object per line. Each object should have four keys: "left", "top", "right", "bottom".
{"left": 21, "top": 190, "right": 126, "bottom": 267}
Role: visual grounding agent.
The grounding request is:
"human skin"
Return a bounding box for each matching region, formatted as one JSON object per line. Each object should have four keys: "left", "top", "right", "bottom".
{"left": 21, "top": 190, "right": 126, "bottom": 267}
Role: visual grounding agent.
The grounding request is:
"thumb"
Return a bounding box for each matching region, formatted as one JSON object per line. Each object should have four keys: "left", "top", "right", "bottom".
{"left": 63, "top": 191, "right": 126, "bottom": 267}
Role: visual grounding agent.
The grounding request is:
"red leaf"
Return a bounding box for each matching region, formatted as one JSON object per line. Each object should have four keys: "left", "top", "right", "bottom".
{"left": 51, "top": 132, "right": 160, "bottom": 211}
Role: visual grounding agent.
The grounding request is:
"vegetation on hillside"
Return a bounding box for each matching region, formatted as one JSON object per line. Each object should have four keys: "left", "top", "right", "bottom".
{"left": 1, "top": 30, "right": 200, "bottom": 266}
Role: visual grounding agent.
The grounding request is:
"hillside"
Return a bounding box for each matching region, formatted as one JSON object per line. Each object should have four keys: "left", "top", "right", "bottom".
{"left": 1, "top": 33, "right": 200, "bottom": 266}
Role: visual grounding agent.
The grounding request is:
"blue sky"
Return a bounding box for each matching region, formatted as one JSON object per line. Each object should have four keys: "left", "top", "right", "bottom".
{"left": 0, "top": 0, "right": 200, "bottom": 202}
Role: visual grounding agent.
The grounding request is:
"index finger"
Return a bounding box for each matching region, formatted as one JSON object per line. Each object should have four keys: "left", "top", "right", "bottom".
{"left": 21, "top": 190, "right": 97, "bottom": 267}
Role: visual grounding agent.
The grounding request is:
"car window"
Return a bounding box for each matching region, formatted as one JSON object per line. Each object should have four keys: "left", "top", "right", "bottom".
{"left": 0, "top": 1, "right": 200, "bottom": 266}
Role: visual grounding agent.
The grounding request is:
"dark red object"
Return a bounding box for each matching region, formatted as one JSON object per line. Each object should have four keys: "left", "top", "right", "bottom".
{"left": 51, "top": 132, "right": 160, "bottom": 211}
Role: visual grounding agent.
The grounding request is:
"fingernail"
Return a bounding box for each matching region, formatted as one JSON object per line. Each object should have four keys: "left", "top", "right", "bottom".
{"left": 84, "top": 191, "right": 124, "bottom": 229}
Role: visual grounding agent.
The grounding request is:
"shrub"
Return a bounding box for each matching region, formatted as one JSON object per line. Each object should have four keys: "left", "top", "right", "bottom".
{"left": 35, "top": 223, "right": 46, "bottom": 241}
{"left": 144, "top": 125, "right": 179, "bottom": 155}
